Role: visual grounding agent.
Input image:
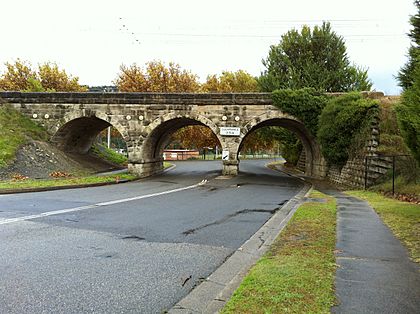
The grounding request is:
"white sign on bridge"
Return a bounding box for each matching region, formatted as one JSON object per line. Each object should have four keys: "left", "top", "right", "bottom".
{"left": 220, "top": 127, "right": 240, "bottom": 136}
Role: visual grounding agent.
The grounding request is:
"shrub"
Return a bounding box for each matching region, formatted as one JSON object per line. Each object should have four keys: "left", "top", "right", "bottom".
{"left": 271, "top": 88, "right": 329, "bottom": 165}
{"left": 318, "top": 93, "right": 378, "bottom": 167}
{"left": 271, "top": 88, "right": 329, "bottom": 135}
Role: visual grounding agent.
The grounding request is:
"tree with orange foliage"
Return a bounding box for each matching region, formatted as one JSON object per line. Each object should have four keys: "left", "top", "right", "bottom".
{"left": 201, "top": 70, "right": 259, "bottom": 92}
{"left": 38, "top": 62, "right": 86, "bottom": 91}
{"left": 171, "top": 125, "right": 219, "bottom": 150}
{"left": 115, "top": 60, "right": 200, "bottom": 92}
{"left": 0, "top": 60, "right": 37, "bottom": 91}
{"left": 0, "top": 59, "right": 86, "bottom": 92}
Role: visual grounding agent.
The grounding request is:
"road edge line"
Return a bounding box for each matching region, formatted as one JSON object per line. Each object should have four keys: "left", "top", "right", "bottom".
{"left": 0, "top": 179, "right": 206, "bottom": 226}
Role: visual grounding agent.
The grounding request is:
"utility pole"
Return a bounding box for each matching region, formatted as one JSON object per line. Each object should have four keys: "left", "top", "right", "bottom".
{"left": 107, "top": 126, "right": 111, "bottom": 149}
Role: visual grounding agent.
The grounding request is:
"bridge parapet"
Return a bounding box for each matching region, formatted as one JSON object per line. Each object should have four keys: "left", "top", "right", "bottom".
{"left": 0, "top": 92, "right": 274, "bottom": 105}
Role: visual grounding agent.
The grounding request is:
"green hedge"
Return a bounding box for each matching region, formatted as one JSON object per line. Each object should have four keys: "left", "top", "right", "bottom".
{"left": 272, "top": 88, "right": 329, "bottom": 135}
{"left": 317, "top": 93, "right": 378, "bottom": 167}
{"left": 271, "top": 88, "right": 329, "bottom": 164}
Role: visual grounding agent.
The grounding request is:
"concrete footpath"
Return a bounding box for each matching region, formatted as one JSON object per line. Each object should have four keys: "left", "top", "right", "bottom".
{"left": 320, "top": 188, "right": 420, "bottom": 313}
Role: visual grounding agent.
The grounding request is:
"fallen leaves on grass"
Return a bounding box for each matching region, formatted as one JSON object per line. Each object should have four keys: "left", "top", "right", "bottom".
{"left": 49, "top": 171, "right": 72, "bottom": 178}
{"left": 11, "top": 173, "right": 29, "bottom": 181}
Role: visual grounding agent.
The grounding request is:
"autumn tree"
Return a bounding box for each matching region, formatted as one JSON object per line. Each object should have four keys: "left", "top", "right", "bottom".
{"left": 115, "top": 60, "right": 200, "bottom": 92}
{"left": 0, "top": 60, "right": 37, "bottom": 91}
{"left": 0, "top": 59, "right": 86, "bottom": 92}
{"left": 38, "top": 62, "right": 86, "bottom": 91}
{"left": 171, "top": 126, "right": 219, "bottom": 150}
{"left": 201, "top": 70, "right": 260, "bottom": 92}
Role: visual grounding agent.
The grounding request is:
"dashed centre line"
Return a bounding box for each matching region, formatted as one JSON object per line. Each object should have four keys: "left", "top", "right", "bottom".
{"left": 0, "top": 180, "right": 207, "bottom": 226}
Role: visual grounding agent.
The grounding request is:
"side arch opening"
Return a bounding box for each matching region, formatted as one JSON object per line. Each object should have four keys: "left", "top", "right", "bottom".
{"left": 51, "top": 116, "right": 129, "bottom": 171}
{"left": 239, "top": 118, "right": 324, "bottom": 177}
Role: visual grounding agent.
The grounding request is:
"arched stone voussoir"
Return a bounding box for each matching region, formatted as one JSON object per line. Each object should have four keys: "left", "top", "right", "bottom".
{"left": 56, "top": 110, "right": 130, "bottom": 142}
{"left": 145, "top": 112, "right": 223, "bottom": 144}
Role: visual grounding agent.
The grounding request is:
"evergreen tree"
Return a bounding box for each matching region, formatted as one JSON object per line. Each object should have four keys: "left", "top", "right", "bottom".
{"left": 397, "top": 0, "right": 420, "bottom": 90}
{"left": 259, "top": 22, "right": 372, "bottom": 92}
{"left": 396, "top": 1, "right": 420, "bottom": 165}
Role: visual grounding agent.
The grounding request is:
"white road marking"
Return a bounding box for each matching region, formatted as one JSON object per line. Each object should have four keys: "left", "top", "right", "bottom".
{"left": 0, "top": 180, "right": 207, "bottom": 226}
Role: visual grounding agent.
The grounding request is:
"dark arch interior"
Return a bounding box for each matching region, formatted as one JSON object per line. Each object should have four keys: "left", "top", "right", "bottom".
{"left": 144, "top": 118, "right": 220, "bottom": 160}
{"left": 239, "top": 118, "right": 316, "bottom": 175}
{"left": 52, "top": 117, "right": 112, "bottom": 154}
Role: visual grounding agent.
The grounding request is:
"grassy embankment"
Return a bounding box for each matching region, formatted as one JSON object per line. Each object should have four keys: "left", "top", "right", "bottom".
{"left": 0, "top": 105, "right": 48, "bottom": 167}
{"left": 222, "top": 191, "right": 337, "bottom": 313}
{"left": 90, "top": 143, "right": 128, "bottom": 165}
{"left": 0, "top": 105, "right": 172, "bottom": 190}
{"left": 0, "top": 173, "right": 137, "bottom": 190}
{"left": 346, "top": 190, "right": 420, "bottom": 263}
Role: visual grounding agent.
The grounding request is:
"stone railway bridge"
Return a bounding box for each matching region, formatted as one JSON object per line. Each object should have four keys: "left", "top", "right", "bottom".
{"left": 0, "top": 92, "right": 327, "bottom": 178}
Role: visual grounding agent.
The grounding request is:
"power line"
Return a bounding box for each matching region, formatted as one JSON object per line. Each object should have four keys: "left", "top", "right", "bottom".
{"left": 118, "top": 17, "right": 141, "bottom": 45}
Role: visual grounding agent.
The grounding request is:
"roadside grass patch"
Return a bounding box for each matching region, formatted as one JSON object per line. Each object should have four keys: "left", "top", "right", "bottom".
{"left": 0, "top": 173, "right": 137, "bottom": 190}
{"left": 0, "top": 105, "right": 47, "bottom": 168}
{"left": 346, "top": 190, "right": 420, "bottom": 263}
{"left": 90, "top": 143, "right": 128, "bottom": 165}
{"left": 371, "top": 178, "right": 420, "bottom": 202}
{"left": 222, "top": 190, "right": 337, "bottom": 313}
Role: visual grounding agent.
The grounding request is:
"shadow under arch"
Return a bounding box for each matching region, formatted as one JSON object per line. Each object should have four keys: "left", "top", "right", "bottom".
{"left": 51, "top": 112, "right": 128, "bottom": 154}
{"left": 239, "top": 116, "right": 325, "bottom": 177}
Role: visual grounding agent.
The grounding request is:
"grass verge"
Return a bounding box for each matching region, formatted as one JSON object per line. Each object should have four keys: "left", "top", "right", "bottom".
{"left": 0, "top": 173, "right": 137, "bottom": 191}
{"left": 346, "top": 190, "right": 420, "bottom": 263}
{"left": 370, "top": 177, "right": 420, "bottom": 201}
{"left": 90, "top": 143, "right": 128, "bottom": 165}
{"left": 222, "top": 191, "right": 337, "bottom": 314}
{"left": 0, "top": 105, "right": 48, "bottom": 168}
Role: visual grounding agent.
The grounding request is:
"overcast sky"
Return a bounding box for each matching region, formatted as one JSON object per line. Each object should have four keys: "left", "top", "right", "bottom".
{"left": 0, "top": 0, "right": 416, "bottom": 95}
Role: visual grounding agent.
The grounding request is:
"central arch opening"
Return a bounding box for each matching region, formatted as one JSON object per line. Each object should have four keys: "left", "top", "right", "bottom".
{"left": 140, "top": 116, "right": 222, "bottom": 174}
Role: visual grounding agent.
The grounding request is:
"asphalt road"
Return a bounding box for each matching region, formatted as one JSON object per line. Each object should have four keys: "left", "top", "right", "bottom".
{"left": 0, "top": 159, "right": 303, "bottom": 313}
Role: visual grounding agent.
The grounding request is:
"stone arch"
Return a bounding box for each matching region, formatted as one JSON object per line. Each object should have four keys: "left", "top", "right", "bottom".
{"left": 239, "top": 111, "right": 326, "bottom": 177}
{"left": 51, "top": 110, "right": 129, "bottom": 154}
{"left": 128, "top": 112, "right": 223, "bottom": 177}
{"left": 142, "top": 112, "right": 223, "bottom": 160}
